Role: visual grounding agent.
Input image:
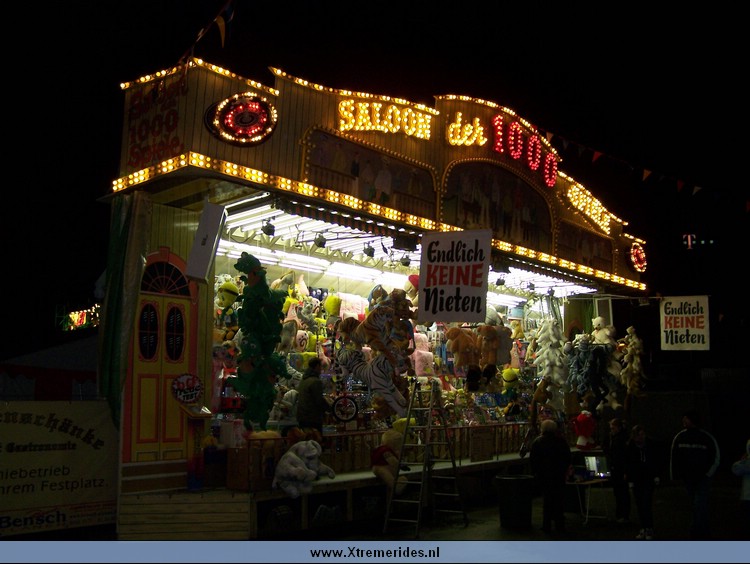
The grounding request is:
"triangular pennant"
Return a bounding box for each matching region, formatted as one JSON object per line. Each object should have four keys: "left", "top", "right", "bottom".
{"left": 545, "top": 132, "right": 553, "bottom": 142}
{"left": 216, "top": 16, "right": 227, "bottom": 48}
{"left": 677, "top": 179, "right": 685, "bottom": 192}
{"left": 592, "top": 151, "right": 602, "bottom": 163}
{"left": 561, "top": 138, "right": 569, "bottom": 150}
{"left": 692, "top": 186, "right": 702, "bottom": 196}
{"left": 642, "top": 169, "right": 651, "bottom": 181}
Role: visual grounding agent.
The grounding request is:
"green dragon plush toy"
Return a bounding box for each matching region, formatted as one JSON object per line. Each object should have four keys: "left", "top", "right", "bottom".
{"left": 233, "top": 252, "right": 291, "bottom": 430}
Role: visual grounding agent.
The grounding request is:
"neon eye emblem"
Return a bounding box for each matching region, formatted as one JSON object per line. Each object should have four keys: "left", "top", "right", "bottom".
{"left": 208, "top": 94, "right": 277, "bottom": 145}
{"left": 630, "top": 242, "right": 647, "bottom": 273}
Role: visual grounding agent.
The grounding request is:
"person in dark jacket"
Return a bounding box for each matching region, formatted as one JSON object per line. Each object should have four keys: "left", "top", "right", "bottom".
{"left": 625, "top": 424, "right": 661, "bottom": 540}
{"left": 606, "top": 417, "right": 630, "bottom": 523}
{"left": 530, "top": 419, "right": 572, "bottom": 533}
{"left": 295, "top": 357, "right": 332, "bottom": 433}
{"left": 670, "top": 408, "right": 720, "bottom": 540}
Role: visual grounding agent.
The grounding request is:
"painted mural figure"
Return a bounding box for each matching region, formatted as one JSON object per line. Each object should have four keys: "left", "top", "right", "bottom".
{"left": 373, "top": 156, "right": 393, "bottom": 204}
{"left": 331, "top": 141, "right": 348, "bottom": 174}
{"left": 350, "top": 151, "right": 361, "bottom": 197}
{"left": 361, "top": 159, "right": 376, "bottom": 201}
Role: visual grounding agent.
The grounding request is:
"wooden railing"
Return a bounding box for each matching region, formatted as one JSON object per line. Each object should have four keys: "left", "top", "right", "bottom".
{"left": 227, "top": 422, "right": 531, "bottom": 490}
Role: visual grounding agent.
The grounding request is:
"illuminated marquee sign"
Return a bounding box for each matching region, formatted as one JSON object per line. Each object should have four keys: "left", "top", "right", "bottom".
{"left": 491, "top": 114, "right": 557, "bottom": 187}
{"left": 338, "top": 99, "right": 432, "bottom": 139}
{"left": 447, "top": 112, "right": 487, "bottom": 146}
{"left": 445, "top": 112, "right": 557, "bottom": 187}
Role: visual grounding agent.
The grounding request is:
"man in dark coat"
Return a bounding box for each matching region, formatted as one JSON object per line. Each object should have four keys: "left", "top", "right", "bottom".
{"left": 295, "top": 357, "right": 332, "bottom": 433}
{"left": 670, "top": 408, "right": 720, "bottom": 540}
{"left": 530, "top": 419, "right": 572, "bottom": 533}
{"left": 607, "top": 417, "right": 631, "bottom": 523}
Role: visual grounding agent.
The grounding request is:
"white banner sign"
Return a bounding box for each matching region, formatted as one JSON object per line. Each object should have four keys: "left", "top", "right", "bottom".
{"left": 417, "top": 229, "right": 491, "bottom": 323}
{"left": 0, "top": 401, "right": 118, "bottom": 537}
{"left": 659, "top": 295, "right": 710, "bottom": 351}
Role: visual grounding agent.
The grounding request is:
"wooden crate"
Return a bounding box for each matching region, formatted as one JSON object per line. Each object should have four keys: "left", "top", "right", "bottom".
{"left": 321, "top": 431, "right": 378, "bottom": 474}
{"left": 470, "top": 427, "right": 495, "bottom": 461}
{"left": 226, "top": 438, "right": 287, "bottom": 492}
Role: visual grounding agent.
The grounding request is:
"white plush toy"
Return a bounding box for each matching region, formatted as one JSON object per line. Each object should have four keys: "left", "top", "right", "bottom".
{"left": 591, "top": 316, "right": 616, "bottom": 347}
{"left": 272, "top": 440, "right": 335, "bottom": 498}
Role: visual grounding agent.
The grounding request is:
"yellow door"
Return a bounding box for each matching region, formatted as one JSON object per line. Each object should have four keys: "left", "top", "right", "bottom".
{"left": 131, "top": 294, "right": 190, "bottom": 462}
{"left": 130, "top": 294, "right": 191, "bottom": 462}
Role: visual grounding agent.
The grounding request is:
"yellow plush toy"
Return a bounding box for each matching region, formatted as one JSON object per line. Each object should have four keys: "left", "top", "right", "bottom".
{"left": 371, "top": 429, "right": 407, "bottom": 495}
{"left": 509, "top": 319, "right": 525, "bottom": 340}
{"left": 501, "top": 367, "right": 520, "bottom": 396}
{"left": 215, "top": 280, "right": 240, "bottom": 342}
{"left": 323, "top": 290, "right": 342, "bottom": 335}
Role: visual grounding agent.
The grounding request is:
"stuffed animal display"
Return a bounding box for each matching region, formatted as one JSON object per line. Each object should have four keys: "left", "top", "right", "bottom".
{"left": 371, "top": 429, "right": 407, "bottom": 495}
{"left": 232, "top": 252, "right": 292, "bottom": 430}
{"left": 445, "top": 326, "right": 480, "bottom": 369}
{"left": 272, "top": 439, "right": 335, "bottom": 498}
{"left": 215, "top": 280, "right": 240, "bottom": 342}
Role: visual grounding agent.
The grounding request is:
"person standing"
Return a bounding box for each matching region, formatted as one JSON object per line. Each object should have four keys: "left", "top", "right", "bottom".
{"left": 731, "top": 438, "right": 750, "bottom": 527}
{"left": 530, "top": 419, "right": 572, "bottom": 533}
{"left": 670, "top": 408, "right": 720, "bottom": 540}
{"left": 625, "top": 424, "right": 661, "bottom": 540}
{"left": 607, "top": 418, "right": 631, "bottom": 523}
{"left": 295, "top": 357, "right": 332, "bottom": 434}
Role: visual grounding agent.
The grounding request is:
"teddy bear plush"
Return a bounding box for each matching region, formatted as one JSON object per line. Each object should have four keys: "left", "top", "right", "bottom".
{"left": 477, "top": 324, "right": 501, "bottom": 367}
{"left": 371, "top": 429, "right": 407, "bottom": 495}
{"left": 272, "top": 439, "right": 335, "bottom": 498}
{"left": 445, "top": 326, "right": 481, "bottom": 369}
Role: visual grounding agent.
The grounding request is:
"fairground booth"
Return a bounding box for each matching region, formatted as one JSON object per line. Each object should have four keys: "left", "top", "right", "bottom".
{"left": 14, "top": 59, "right": 654, "bottom": 539}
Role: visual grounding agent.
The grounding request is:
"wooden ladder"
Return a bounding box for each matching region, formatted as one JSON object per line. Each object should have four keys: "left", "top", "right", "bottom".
{"left": 382, "top": 379, "right": 469, "bottom": 537}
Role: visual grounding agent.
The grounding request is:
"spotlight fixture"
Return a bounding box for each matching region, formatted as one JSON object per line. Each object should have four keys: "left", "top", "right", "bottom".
{"left": 363, "top": 243, "right": 375, "bottom": 258}
{"left": 261, "top": 219, "right": 275, "bottom": 237}
{"left": 314, "top": 234, "right": 327, "bottom": 248}
{"left": 491, "top": 259, "right": 511, "bottom": 274}
{"left": 399, "top": 254, "right": 411, "bottom": 267}
{"left": 496, "top": 278, "right": 506, "bottom": 286}
{"left": 528, "top": 282, "right": 535, "bottom": 292}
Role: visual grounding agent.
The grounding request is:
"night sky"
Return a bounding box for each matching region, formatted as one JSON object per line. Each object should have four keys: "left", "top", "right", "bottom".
{"left": 4, "top": 1, "right": 744, "bottom": 360}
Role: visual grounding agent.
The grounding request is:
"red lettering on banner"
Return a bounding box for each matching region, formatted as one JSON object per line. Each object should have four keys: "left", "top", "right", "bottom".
{"left": 663, "top": 316, "right": 705, "bottom": 329}
{"left": 425, "top": 263, "right": 484, "bottom": 287}
{"left": 126, "top": 77, "right": 187, "bottom": 170}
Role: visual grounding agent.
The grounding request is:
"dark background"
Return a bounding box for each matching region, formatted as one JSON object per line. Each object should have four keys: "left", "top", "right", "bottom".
{"left": 3, "top": 1, "right": 745, "bottom": 361}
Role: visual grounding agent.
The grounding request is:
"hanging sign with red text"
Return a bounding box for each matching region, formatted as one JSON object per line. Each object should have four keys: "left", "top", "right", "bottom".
{"left": 418, "top": 230, "right": 491, "bottom": 324}
{"left": 660, "top": 295, "right": 710, "bottom": 351}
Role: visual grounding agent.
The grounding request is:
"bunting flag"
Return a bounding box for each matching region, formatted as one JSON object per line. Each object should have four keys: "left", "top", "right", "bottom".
{"left": 178, "top": 0, "right": 235, "bottom": 63}
{"left": 545, "top": 129, "right": 733, "bottom": 204}
{"left": 215, "top": 1, "right": 235, "bottom": 48}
